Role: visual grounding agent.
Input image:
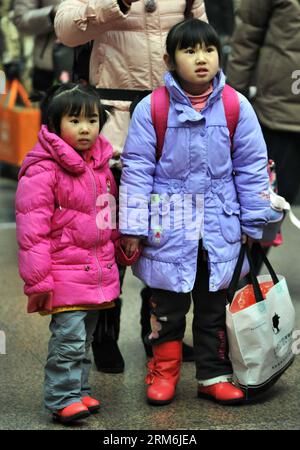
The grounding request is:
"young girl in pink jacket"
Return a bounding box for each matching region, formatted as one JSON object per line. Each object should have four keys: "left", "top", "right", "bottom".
{"left": 15, "top": 83, "right": 121, "bottom": 424}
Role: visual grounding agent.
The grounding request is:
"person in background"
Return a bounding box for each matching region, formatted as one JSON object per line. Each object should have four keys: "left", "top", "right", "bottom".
{"left": 55, "top": 0, "right": 207, "bottom": 374}
{"left": 226, "top": 0, "right": 300, "bottom": 272}
{"left": 226, "top": 0, "right": 300, "bottom": 206}
{"left": 13, "top": 0, "right": 73, "bottom": 92}
{"left": 204, "top": 0, "right": 235, "bottom": 72}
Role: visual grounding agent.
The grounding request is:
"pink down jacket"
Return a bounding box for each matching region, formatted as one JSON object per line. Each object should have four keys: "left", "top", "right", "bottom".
{"left": 16, "top": 125, "right": 120, "bottom": 310}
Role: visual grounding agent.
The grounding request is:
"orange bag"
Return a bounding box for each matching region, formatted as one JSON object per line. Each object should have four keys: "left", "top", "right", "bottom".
{"left": 0, "top": 79, "right": 40, "bottom": 166}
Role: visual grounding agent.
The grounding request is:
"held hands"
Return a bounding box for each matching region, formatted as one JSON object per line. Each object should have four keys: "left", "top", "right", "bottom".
{"left": 27, "top": 292, "right": 53, "bottom": 313}
{"left": 121, "top": 236, "right": 141, "bottom": 257}
{"left": 115, "top": 236, "right": 142, "bottom": 266}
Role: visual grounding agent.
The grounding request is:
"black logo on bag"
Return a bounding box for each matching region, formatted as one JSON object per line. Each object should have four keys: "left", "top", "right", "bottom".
{"left": 272, "top": 313, "right": 280, "bottom": 334}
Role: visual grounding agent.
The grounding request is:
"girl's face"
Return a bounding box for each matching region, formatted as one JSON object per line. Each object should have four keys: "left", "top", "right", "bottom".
{"left": 167, "top": 42, "right": 220, "bottom": 95}
{"left": 60, "top": 106, "right": 100, "bottom": 152}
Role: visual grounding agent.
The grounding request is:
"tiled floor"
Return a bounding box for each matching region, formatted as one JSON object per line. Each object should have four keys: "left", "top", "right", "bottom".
{"left": 0, "top": 177, "right": 299, "bottom": 430}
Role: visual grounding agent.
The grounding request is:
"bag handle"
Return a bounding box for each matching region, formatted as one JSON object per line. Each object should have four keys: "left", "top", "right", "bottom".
{"left": 251, "top": 242, "right": 279, "bottom": 284}
{"left": 0, "top": 79, "right": 31, "bottom": 109}
{"left": 227, "top": 244, "right": 264, "bottom": 304}
{"left": 227, "top": 243, "right": 279, "bottom": 304}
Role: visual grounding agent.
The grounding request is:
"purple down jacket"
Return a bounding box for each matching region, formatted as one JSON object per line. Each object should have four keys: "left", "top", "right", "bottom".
{"left": 120, "top": 71, "right": 270, "bottom": 292}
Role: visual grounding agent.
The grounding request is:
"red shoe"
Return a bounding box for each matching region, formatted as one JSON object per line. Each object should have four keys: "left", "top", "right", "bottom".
{"left": 81, "top": 396, "right": 100, "bottom": 413}
{"left": 52, "top": 401, "right": 90, "bottom": 423}
{"left": 146, "top": 341, "right": 182, "bottom": 406}
{"left": 198, "top": 382, "right": 245, "bottom": 405}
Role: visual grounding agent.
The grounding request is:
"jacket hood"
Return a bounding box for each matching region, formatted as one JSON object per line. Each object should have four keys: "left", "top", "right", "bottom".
{"left": 19, "top": 125, "right": 113, "bottom": 179}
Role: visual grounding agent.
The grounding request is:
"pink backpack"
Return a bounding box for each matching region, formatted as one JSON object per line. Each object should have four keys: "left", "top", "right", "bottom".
{"left": 150, "top": 84, "right": 239, "bottom": 160}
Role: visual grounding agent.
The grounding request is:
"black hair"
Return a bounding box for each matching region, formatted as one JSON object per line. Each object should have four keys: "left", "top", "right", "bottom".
{"left": 166, "top": 18, "right": 223, "bottom": 68}
{"left": 184, "top": 0, "right": 195, "bottom": 19}
{"left": 40, "top": 83, "right": 110, "bottom": 136}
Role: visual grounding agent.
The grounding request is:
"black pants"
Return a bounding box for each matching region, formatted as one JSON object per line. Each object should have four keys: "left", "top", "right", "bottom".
{"left": 262, "top": 126, "right": 300, "bottom": 205}
{"left": 251, "top": 126, "right": 300, "bottom": 275}
{"left": 93, "top": 167, "right": 125, "bottom": 345}
{"left": 146, "top": 250, "right": 232, "bottom": 381}
{"left": 32, "top": 68, "right": 54, "bottom": 92}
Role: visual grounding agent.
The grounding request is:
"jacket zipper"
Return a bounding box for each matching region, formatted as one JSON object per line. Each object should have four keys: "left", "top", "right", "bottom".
{"left": 86, "top": 165, "right": 104, "bottom": 298}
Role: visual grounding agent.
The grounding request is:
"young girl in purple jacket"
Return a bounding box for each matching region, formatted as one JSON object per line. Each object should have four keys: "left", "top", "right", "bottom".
{"left": 16, "top": 84, "right": 121, "bottom": 424}
{"left": 119, "top": 19, "right": 270, "bottom": 406}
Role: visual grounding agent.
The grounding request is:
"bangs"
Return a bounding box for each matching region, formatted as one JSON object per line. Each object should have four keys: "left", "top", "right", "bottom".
{"left": 44, "top": 83, "right": 109, "bottom": 135}
{"left": 53, "top": 89, "right": 99, "bottom": 118}
{"left": 166, "top": 19, "right": 222, "bottom": 64}
{"left": 177, "top": 21, "right": 220, "bottom": 50}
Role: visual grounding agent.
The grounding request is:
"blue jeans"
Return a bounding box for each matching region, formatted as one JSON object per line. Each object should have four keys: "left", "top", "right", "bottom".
{"left": 44, "top": 310, "right": 98, "bottom": 411}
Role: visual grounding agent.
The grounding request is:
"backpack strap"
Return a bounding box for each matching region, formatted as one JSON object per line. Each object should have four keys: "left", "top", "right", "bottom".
{"left": 151, "top": 86, "right": 170, "bottom": 161}
{"left": 222, "top": 84, "right": 240, "bottom": 150}
{"left": 151, "top": 83, "right": 240, "bottom": 161}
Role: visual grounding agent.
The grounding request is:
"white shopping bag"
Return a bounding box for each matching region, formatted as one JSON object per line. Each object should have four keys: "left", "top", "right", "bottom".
{"left": 226, "top": 244, "right": 295, "bottom": 400}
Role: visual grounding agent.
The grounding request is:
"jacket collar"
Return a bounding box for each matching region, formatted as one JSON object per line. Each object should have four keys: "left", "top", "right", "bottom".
{"left": 164, "top": 70, "right": 226, "bottom": 121}
{"left": 19, "top": 126, "right": 113, "bottom": 178}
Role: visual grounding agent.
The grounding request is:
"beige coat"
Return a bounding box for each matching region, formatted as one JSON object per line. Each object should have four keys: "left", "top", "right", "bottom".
{"left": 55, "top": 0, "right": 207, "bottom": 158}
{"left": 226, "top": 0, "right": 300, "bottom": 133}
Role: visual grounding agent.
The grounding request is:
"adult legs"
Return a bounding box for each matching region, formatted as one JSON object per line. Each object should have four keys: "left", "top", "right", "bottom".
{"left": 262, "top": 126, "right": 300, "bottom": 205}
{"left": 92, "top": 164, "right": 125, "bottom": 373}
{"left": 92, "top": 295, "right": 125, "bottom": 373}
{"left": 251, "top": 127, "right": 300, "bottom": 275}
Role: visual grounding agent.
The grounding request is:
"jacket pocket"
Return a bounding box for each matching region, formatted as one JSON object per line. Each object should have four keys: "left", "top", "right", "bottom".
{"left": 218, "top": 201, "right": 241, "bottom": 243}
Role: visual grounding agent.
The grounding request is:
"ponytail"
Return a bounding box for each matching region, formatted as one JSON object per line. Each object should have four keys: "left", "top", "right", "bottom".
{"left": 184, "top": 0, "right": 195, "bottom": 19}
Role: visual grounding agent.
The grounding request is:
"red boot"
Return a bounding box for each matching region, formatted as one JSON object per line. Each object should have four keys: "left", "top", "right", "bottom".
{"left": 52, "top": 401, "right": 90, "bottom": 423}
{"left": 81, "top": 396, "right": 100, "bottom": 413}
{"left": 146, "top": 341, "right": 182, "bottom": 406}
{"left": 198, "top": 382, "right": 245, "bottom": 405}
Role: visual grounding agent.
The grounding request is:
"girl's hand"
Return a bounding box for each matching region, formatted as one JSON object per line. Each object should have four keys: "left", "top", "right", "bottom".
{"left": 27, "top": 292, "right": 53, "bottom": 313}
{"left": 121, "top": 236, "right": 141, "bottom": 258}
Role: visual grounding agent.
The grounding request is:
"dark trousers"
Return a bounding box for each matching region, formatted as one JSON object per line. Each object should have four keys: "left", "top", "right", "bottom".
{"left": 253, "top": 126, "right": 300, "bottom": 275}
{"left": 262, "top": 126, "right": 300, "bottom": 205}
{"left": 146, "top": 250, "right": 232, "bottom": 381}
{"left": 93, "top": 167, "right": 125, "bottom": 345}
